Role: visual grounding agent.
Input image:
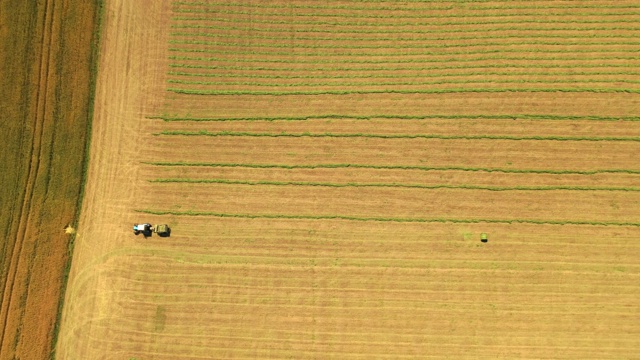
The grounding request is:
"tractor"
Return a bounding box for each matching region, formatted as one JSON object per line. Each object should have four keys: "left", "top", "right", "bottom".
{"left": 133, "top": 223, "right": 170, "bottom": 237}
{"left": 133, "top": 223, "right": 153, "bottom": 236}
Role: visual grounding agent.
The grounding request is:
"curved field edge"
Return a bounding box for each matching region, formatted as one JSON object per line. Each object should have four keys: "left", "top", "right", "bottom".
{"left": 0, "top": 1, "right": 103, "bottom": 359}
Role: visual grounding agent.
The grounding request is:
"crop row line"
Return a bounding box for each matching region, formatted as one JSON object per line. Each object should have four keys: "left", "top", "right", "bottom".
{"left": 168, "top": 54, "right": 640, "bottom": 65}
{"left": 150, "top": 178, "right": 640, "bottom": 192}
{"left": 170, "top": 31, "right": 640, "bottom": 43}
{"left": 173, "top": 1, "right": 640, "bottom": 12}
{"left": 172, "top": 16, "right": 640, "bottom": 27}
{"left": 169, "top": 38, "right": 640, "bottom": 50}
{"left": 143, "top": 161, "right": 640, "bottom": 175}
{"left": 171, "top": 23, "right": 640, "bottom": 34}
{"left": 168, "top": 77, "right": 640, "bottom": 86}
{"left": 168, "top": 62, "right": 640, "bottom": 72}
{"left": 136, "top": 209, "right": 640, "bottom": 227}
{"left": 169, "top": 47, "right": 640, "bottom": 60}
{"left": 167, "top": 87, "right": 640, "bottom": 95}
{"left": 167, "top": 70, "right": 640, "bottom": 81}
{"left": 149, "top": 114, "right": 640, "bottom": 122}
{"left": 167, "top": 79, "right": 640, "bottom": 88}
{"left": 172, "top": 8, "right": 640, "bottom": 19}
{"left": 157, "top": 130, "right": 640, "bottom": 142}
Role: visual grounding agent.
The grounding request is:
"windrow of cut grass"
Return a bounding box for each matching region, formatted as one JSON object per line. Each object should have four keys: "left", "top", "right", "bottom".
{"left": 174, "top": 1, "right": 640, "bottom": 11}
{"left": 171, "top": 31, "right": 640, "bottom": 42}
{"left": 171, "top": 23, "right": 640, "bottom": 34}
{"left": 172, "top": 8, "right": 640, "bottom": 19}
{"left": 168, "top": 88, "right": 640, "bottom": 95}
{"left": 136, "top": 209, "right": 640, "bottom": 227}
{"left": 143, "top": 161, "right": 640, "bottom": 175}
{"left": 156, "top": 130, "right": 640, "bottom": 142}
{"left": 169, "top": 0, "right": 640, "bottom": 95}
{"left": 168, "top": 70, "right": 640, "bottom": 80}
{"left": 173, "top": 17, "right": 640, "bottom": 27}
{"left": 167, "top": 62, "right": 640, "bottom": 72}
{"left": 149, "top": 178, "right": 640, "bottom": 192}
{"left": 169, "top": 54, "right": 640, "bottom": 65}
{"left": 150, "top": 113, "right": 640, "bottom": 122}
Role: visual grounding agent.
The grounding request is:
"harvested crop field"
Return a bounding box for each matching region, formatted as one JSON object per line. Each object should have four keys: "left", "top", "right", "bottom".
{"left": 0, "top": 1, "right": 100, "bottom": 359}
{"left": 56, "top": 1, "right": 639, "bottom": 359}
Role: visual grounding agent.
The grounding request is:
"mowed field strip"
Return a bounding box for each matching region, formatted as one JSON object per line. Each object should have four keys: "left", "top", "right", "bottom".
{"left": 57, "top": 0, "right": 639, "bottom": 359}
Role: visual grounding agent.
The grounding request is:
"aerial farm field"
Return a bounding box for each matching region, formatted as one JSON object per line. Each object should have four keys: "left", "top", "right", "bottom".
{"left": 0, "top": 1, "right": 100, "bottom": 359}
{"left": 56, "top": 0, "right": 639, "bottom": 359}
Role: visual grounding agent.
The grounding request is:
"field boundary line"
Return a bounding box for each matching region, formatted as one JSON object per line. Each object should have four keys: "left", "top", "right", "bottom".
{"left": 149, "top": 178, "right": 640, "bottom": 192}
{"left": 142, "top": 161, "right": 640, "bottom": 175}
{"left": 156, "top": 130, "right": 640, "bottom": 142}
{"left": 135, "top": 209, "right": 640, "bottom": 227}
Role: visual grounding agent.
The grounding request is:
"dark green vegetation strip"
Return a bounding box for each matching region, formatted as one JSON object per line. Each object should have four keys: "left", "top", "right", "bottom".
{"left": 173, "top": 17, "right": 640, "bottom": 26}
{"left": 168, "top": 63, "right": 640, "bottom": 72}
{"left": 173, "top": 8, "right": 640, "bottom": 19}
{"left": 151, "top": 114, "right": 640, "bottom": 122}
{"left": 167, "top": 88, "right": 640, "bottom": 96}
{"left": 171, "top": 24, "right": 640, "bottom": 34}
{"left": 136, "top": 209, "right": 640, "bottom": 227}
{"left": 174, "top": 1, "right": 640, "bottom": 11}
{"left": 157, "top": 130, "right": 640, "bottom": 142}
{"left": 150, "top": 178, "right": 640, "bottom": 192}
{"left": 169, "top": 54, "right": 640, "bottom": 64}
{"left": 169, "top": 40, "right": 639, "bottom": 53}
{"left": 167, "top": 78, "right": 640, "bottom": 87}
{"left": 168, "top": 70, "right": 640, "bottom": 80}
{"left": 144, "top": 161, "right": 640, "bottom": 175}
{"left": 170, "top": 31, "right": 640, "bottom": 42}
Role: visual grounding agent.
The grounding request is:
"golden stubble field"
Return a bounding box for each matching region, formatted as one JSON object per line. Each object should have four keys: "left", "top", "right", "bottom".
{"left": 56, "top": 1, "right": 640, "bottom": 359}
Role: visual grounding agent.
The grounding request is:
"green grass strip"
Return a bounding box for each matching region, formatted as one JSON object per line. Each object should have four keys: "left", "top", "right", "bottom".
{"left": 168, "top": 54, "right": 640, "bottom": 64}
{"left": 168, "top": 62, "right": 640, "bottom": 72}
{"left": 157, "top": 130, "right": 640, "bottom": 142}
{"left": 167, "top": 88, "right": 640, "bottom": 95}
{"left": 167, "top": 70, "right": 640, "bottom": 80}
{"left": 173, "top": 1, "right": 640, "bottom": 11}
{"left": 143, "top": 161, "right": 640, "bottom": 175}
{"left": 172, "top": 16, "right": 640, "bottom": 27}
{"left": 169, "top": 38, "right": 640, "bottom": 51}
{"left": 150, "top": 114, "right": 640, "bottom": 122}
{"left": 166, "top": 78, "right": 640, "bottom": 87}
{"left": 170, "top": 30, "right": 640, "bottom": 43}
{"left": 172, "top": 8, "right": 640, "bottom": 19}
{"left": 135, "top": 209, "right": 640, "bottom": 227}
{"left": 150, "top": 178, "right": 640, "bottom": 192}
{"left": 171, "top": 23, "right": 640, "bottom": 35}
{"left": 168, "top": 46, "right": 640, "bottom": 59}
